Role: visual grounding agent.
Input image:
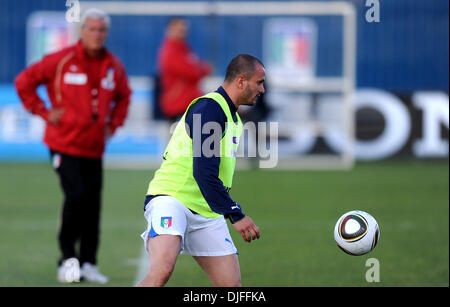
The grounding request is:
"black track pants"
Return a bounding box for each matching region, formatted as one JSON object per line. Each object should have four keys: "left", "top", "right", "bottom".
{"left": 51, "top": 150, "right": 103, "bottom": 266}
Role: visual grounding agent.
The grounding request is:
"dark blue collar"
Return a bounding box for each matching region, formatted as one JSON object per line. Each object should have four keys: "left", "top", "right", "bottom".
{"left": 216, "top": 86, "right": 237, "bottom": 116}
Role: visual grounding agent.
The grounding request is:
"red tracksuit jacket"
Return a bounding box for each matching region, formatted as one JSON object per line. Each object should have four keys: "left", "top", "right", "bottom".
{"left": 15, "top": 40, "right": 131, "bottom": 159}
{"left": 158, "top": 38, "right": 211, "bottom": 118}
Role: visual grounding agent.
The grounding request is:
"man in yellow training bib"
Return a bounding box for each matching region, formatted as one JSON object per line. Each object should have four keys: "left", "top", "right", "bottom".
{"left": 138, "top": 54, "right": 265, "bottom": 287}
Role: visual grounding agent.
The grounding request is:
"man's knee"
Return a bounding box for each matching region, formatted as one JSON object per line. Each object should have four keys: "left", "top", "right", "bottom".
{"left": 152, "top": 258, "right": 175, "bottom": 276}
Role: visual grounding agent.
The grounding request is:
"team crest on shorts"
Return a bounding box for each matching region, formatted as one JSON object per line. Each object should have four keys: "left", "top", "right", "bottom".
{"left": 161, "top": 217, "right": 172, "bottom": 229}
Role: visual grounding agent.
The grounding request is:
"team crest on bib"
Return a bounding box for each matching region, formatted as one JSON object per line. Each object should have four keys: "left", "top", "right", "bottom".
{"left": 161, "top": 217, "right": 172, "bottom": 228}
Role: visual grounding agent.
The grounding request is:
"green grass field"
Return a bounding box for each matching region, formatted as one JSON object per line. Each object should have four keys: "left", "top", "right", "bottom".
{"left": 0, "top": 160, "right": 448, "bottom": 287}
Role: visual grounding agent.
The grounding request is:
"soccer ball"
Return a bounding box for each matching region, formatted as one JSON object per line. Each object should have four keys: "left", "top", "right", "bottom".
{"left": 334, "top": 210, "right": 380, "bottom": 256}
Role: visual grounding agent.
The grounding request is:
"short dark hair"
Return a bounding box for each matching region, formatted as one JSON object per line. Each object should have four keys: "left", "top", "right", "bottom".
{"left": 224, "top": 54, "right": 264, "bottom": 82}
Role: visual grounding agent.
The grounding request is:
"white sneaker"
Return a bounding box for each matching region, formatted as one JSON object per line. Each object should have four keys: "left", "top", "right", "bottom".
{"left": 80, "top": 263, "right": 109, "bottom": 284}
{"left": 57, "top": 258, "right": 81, "bottom": 283}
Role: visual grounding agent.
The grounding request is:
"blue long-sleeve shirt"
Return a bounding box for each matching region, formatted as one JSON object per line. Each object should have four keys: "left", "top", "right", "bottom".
{"left": 185, "top": 86, "right": 245, "bottom": 223}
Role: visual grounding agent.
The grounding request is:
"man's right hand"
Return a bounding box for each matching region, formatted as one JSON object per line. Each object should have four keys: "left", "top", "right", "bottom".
{"left": 47, "top": 108, "right": 65, "bottom": 125}
{"left": 232, "top": 216, "right": 260, "bottom": 243}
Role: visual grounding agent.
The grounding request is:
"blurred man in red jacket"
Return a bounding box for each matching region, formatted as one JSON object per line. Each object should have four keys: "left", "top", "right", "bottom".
{"left": 15, "top": 8, "right": 131, "bottom": 284}
{"left": 158, "top": 17, "right": 212, "bottom": 121}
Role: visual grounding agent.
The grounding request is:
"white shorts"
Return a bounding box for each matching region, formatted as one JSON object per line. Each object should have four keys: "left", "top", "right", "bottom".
{"left": 140, "top": 195, "right": 238, "bottom": 256}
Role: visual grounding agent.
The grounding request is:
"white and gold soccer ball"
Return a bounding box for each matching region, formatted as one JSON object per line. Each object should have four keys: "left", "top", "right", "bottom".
{"left": 334, "top": 210, "right": 380, "bottom": 256}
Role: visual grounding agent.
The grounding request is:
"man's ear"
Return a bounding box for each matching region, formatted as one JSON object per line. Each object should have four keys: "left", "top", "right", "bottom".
{"left": 236, "top": 74, "right": 246, "bottom": 90}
